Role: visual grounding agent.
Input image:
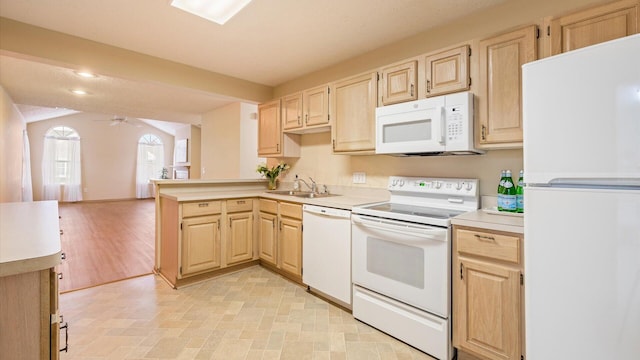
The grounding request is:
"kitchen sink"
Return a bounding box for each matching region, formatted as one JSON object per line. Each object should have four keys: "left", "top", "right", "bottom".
{"left": 267, "top": 190, "right": 339, "bottom": 198}
{"left": 267, "top": 190, "right": 311, "bottom": 196}
{"left": 293, "top": 192, "right": 339, "bottom": 199}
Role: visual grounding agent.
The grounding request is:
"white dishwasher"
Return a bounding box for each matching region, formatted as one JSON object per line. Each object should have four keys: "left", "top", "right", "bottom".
{"left": 302, "top": 204, "right": 352, "bottom": 307}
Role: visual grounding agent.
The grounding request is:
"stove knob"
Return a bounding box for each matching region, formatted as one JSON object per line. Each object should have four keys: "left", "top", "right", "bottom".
{"left": 391, "top": 179, "right": 398, "bottom": 187}
{"left": 433, "top": 181, "right": 441, "bottom": 189}
{"left": 466, "top": 182, "right": 474, "bottom": 191}
{"left": 456, "top": 182, "right": 463, "bottom": 190}
{"left": 399, "top": 180, "right": 405, "bottom": 187}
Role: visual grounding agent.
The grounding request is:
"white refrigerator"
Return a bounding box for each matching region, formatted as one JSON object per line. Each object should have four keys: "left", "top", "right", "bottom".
{"left": 522, "top": 34, "right": 640, "bottom": 359}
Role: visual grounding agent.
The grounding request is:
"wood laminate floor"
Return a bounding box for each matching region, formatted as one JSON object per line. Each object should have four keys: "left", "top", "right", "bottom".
{"left": 58, "top": 199, "right": 156, "bottom": 293}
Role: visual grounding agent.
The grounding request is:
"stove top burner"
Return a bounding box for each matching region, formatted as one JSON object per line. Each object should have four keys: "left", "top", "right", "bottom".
{"left": 361, "top": 203, "right": 464, "bottom": 220}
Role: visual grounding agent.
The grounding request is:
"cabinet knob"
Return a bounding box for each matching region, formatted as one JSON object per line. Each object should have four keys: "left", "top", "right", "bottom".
{"left": 60, "top": 229, "right": 64, "bottom": 235}
{"left": 61, "top": 252, "right": 66, "bottom": 261}
{"left": 57, "top": 273, "right": 64, "bottom": 280}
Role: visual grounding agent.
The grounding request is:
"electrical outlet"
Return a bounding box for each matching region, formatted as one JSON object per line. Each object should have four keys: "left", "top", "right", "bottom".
{"left": 352, "top": 172, "right": 366, "bottom": 184}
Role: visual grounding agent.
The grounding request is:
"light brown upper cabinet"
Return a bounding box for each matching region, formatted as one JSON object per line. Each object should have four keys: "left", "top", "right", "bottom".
{"left": 477, "top": 26, "right": 537, "bottom": 148}
{"left": 258, "top": 99, "right": 300, "bottom": 157}
{"left": 379, "top": 60, "right": 417, "bottom": 105}
{"left": 282, "top": 86, "right": 330, "bottom": 134}
{"left": 282, "top": 92, "right": 303, "bottom": 131}
{"left": 549, "top": 0, "right": 639, "bottom": 55}
{"left": 303, "top": 85, "right": 331, "bottom": 129}
{"left": 330, "top": 71, "right": 378, "bottom": 154}
{"left": 258, "top": 99, "right": 281, "bottom": 156}
{"left": 424, "top": 45, "right": 470, "bottom": 97}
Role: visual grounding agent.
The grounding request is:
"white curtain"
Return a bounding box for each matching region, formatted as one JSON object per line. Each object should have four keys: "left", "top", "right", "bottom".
{"left": 22, "top": 130, "right": 33, "bottom": 202}
{"left": 63, "top": 138, "right": 83, "bottom": 202}
{"left": 42, "top": 135, "right": 83, "bottom": 202}
{"left": 42, "top": 136, "right": 60, "bottom": 200}
{"left": 136, "top": 142, "right": 164, "bottom": 198}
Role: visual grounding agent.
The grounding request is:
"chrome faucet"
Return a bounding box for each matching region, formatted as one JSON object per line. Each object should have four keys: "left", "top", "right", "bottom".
{"left": 298, "top": 176, "right": 317, "bottom": 193}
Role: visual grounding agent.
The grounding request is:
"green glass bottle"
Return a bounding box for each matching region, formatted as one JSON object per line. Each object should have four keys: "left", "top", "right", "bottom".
{"left": 516, "top": 170, "right": 524, "bottom": 213}
{"left": 502, "top": 170, "right": 517, "bottom": 212}
{"left": 497, "top": 170, "right": 506, "bottom": 211}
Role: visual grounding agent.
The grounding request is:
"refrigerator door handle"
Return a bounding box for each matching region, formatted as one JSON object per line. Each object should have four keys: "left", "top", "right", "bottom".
{"left": 545, "top": 178, "right": 640, "bottom": 189}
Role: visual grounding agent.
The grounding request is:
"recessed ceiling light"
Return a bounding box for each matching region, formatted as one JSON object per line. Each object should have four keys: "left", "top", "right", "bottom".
{"left": 74, "top": 71, "right": 97, "bottom": 78}
{"left": 170, "top": 0, "right": 252, "bottom": 25}
{"left": 70, "top": 89, "right": 88, "bottom": 95}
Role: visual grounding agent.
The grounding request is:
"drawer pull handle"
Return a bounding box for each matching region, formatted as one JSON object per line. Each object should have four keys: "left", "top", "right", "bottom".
{"left": 237, "top": 200, "right": 246, "bottom": 205}
{"left": 198, "top": 203, "right": 209, "bottom": 207}
{"left": 60, "top": 320, "right": 69, "bottom": 352}
{"left": 474, "top": 234, "right": 495, "bottom": 241}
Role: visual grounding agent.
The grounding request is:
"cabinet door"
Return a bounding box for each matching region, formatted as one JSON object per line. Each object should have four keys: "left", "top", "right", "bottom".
{"left": 330, "top": 72, "right": 378, "bottom": 153}
{"left": 478, "top": 26, "right": 537, "bottom": 147}
{"left": 226, "top": 212, "right": 253, "bottom": 265}
{"left": 258, "top": 212, "right": 277, "bottom": 265}
{"left": 454, "top": 258, "right": 521, "bottom": 360}
{"left": 279, "top": 217, "right": 302, "bottom": 277}
{"left": 303, "top": 85, "right": 330, "bottom": 127}
{"left": 380, "top": 60, "right": 417, "bottom": 105}
{"left": 258, "top": 99, "right": 282, "bottom": 156}
{"left": 550, "top": 0, "right": 639, "bottom": 55}
{"left": 282, "top": 93, "right": 303, "bottom": 130}
{"left": 181, "top": 215, "right": 221, "bottom": 276}
{"left": 425, "top": 45, "right": 470, "bottom": 97}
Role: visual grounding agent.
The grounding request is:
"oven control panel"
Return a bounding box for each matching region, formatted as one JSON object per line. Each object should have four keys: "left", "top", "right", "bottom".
{"left": 388, "top": 176, "right": 478, "bottom": 196}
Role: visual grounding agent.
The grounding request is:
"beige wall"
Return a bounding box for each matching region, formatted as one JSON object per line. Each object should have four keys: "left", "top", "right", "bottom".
{"left": 201, "top": 102, "right": 263, "bottom": 179}
{"left": 277, "top": 132, "right": 522, "bottom": 196}
{"left": 0, "top": 85, "right": 26, "bottom": 203}
{"left": 270, "top": 0, "right": 607, "bottom": 197}
{"left": 273, "top": 0, "right": 606, "bottom": 96}
{"left": 28, "top": 113, "right": 174, "bottom": 201}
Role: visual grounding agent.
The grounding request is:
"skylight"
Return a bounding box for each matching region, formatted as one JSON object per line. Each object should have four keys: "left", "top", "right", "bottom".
{"left": 170, "top": 0, "right": 252, "bottom": 25}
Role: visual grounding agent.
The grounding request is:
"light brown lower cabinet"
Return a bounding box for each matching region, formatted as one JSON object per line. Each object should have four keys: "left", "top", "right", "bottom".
{"left": 0, "top": 267, "right": 64, "bottom": 360}
{"left": 159, "top": 197, "right": 258, "bottom": 288}
{"left": 258, "top": 199, "right": 303, "bottom": 282}
{"left": 453, "top": 226, "right": 524, "bottom": 360}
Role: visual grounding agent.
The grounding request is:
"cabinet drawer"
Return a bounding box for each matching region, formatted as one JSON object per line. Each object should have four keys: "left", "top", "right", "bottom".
{"left": 456, "top": 229, "right": 520, "bottom": 264}
{"left": 259, "top": 199, "right": 278, "bottom": 214}
{"left": 182, "top": 200, "right": 222, "bottom": 217}
{"left": 226, "top": 198, "right": 253, "bottom": 213}
{"left": 279, "top": 202, "right": 302, "bottom": 220}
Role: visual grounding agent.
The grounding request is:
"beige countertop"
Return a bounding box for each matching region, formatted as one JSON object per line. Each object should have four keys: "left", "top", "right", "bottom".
{"left": 452, "top": 209, "right": 524, "bottom": 234}
{"left": 159, "top": 189, "right": 388, "bottom": 210}
{"left": 0, "top": 201, "right": 62, "bottom": 277}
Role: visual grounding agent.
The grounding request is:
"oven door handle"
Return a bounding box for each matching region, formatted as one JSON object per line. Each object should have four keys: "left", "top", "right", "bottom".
{"left": 352, "top": 215, "right": 448, "bottom": 241}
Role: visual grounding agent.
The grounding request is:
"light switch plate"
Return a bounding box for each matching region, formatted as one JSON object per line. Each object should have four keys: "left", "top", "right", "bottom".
{"left": 352, "top": 172, "right": 366, "bottom": 184}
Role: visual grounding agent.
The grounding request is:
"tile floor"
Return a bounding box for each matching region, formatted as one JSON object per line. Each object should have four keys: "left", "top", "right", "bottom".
{"left": 59, "top": 266, "right": 446, "bottom": 360}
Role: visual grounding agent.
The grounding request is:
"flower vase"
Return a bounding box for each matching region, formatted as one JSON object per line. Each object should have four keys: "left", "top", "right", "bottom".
{"left": 267, "top": 178, "right": 278, "bottom": 190}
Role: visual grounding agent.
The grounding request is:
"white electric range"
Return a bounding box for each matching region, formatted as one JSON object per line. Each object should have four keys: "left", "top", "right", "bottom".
{"left": 351, "top": 176, "right": 479, "bottom": 360}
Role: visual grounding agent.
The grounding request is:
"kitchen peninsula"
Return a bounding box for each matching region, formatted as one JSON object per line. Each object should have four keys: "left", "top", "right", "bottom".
{"left": 152, "top": 179, "right": 387, "bottom": 288}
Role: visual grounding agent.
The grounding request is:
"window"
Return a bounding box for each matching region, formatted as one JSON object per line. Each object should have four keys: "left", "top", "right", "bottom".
{"left": 42, "top": 126, "right": 82, "bottom": 202}
{"left": 136, "top": 134, "right": 164, "bottom": 198}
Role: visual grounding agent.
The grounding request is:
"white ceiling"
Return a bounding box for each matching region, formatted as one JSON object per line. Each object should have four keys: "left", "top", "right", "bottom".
{"left": 0, "top": 0, "right": 506, "bottom": 128}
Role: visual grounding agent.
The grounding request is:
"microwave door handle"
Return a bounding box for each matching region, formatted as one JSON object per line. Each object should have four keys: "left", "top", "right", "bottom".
{"left": 439, "top": 106, "right": 446, "bottom": 144}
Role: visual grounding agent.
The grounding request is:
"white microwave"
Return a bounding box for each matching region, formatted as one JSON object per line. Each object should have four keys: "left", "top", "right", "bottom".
{"left": 375, "top": 92, "right": 483, "bottom": 156}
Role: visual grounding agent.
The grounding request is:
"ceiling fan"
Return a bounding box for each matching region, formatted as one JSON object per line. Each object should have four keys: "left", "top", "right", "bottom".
{"left": 95, "top": 116, "right": 141, "bottom": 127}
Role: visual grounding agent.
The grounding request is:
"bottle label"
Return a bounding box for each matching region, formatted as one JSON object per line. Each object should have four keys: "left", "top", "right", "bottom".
{"left": 502, "top": 195, "right": 517, "bottom": 211}
{"left": 516, "top": 195, "right": 524, "bottom": 212}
